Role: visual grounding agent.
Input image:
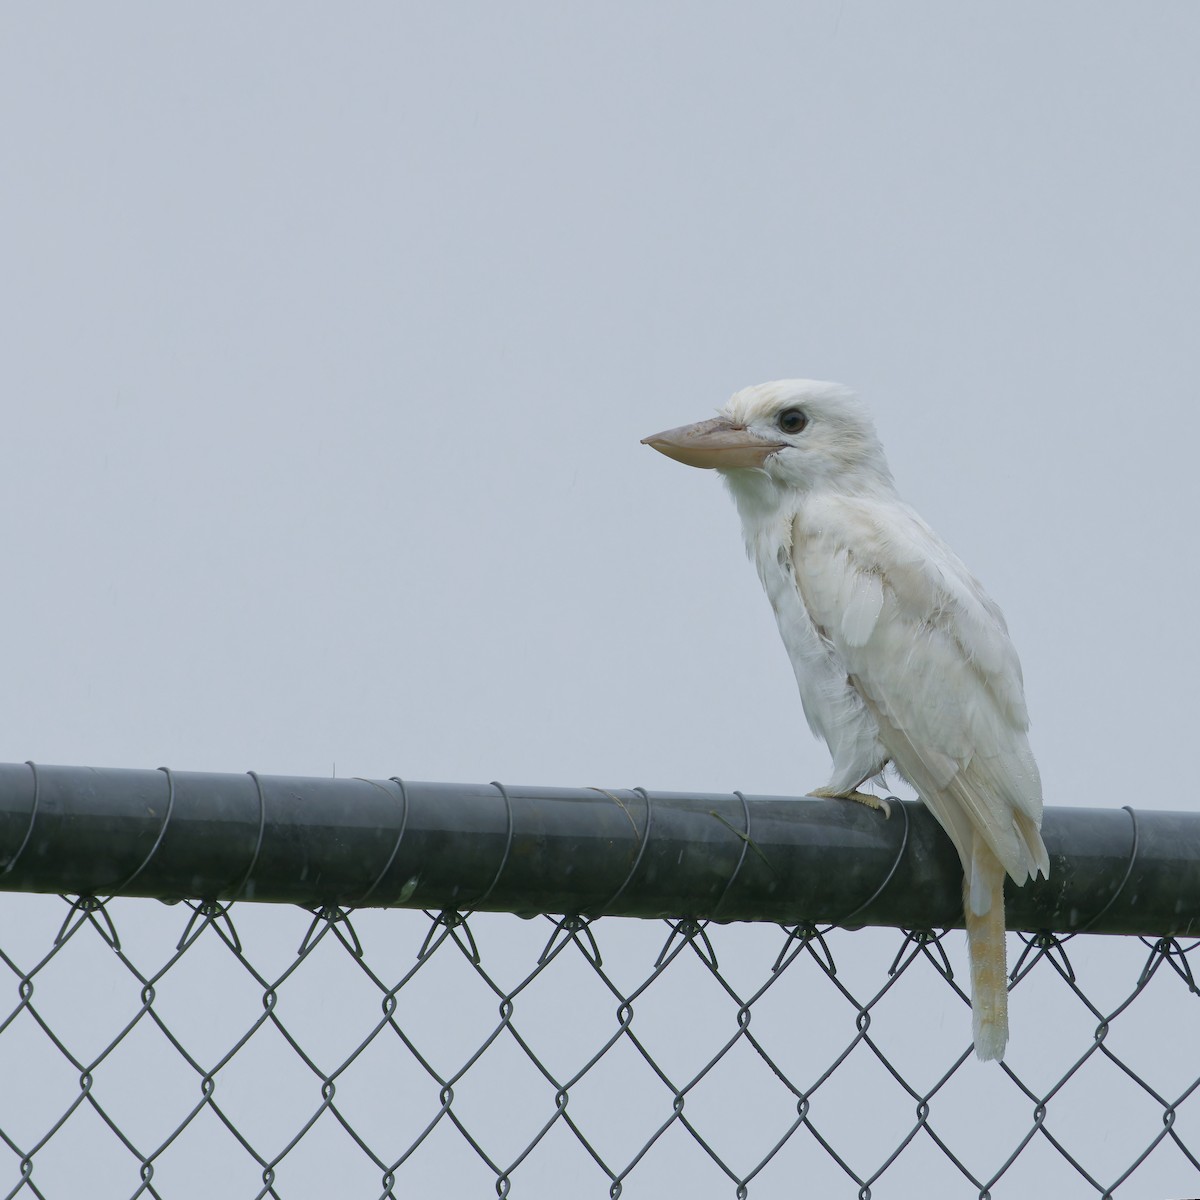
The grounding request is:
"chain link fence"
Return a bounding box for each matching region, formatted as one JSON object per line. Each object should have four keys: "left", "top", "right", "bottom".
{"left": 0, "top": 765, "right": 1198, "bottom": 1198}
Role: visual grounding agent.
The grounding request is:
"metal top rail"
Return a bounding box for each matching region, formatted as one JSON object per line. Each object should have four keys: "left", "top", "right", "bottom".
{"left": 0, "top": 761, "right": 1192, "bottom": 936}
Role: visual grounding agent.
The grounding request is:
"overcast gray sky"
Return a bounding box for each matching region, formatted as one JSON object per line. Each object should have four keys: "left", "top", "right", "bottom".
{"left": 4, "top": 3, "right": 1199, "bottom": 810}
{"left": 1, "top": 4, "right": 1198, "bottom": 1197}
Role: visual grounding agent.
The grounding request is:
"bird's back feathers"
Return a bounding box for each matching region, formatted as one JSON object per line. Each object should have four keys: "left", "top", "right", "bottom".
{"left": 791, "top": 492, "right": 1048, "bottom": 885}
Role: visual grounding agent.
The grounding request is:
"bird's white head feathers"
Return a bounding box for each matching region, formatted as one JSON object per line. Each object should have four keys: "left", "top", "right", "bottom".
{"left": 642, "top": 379, "right": 894, "bottom": 497}
{"left": 721, "top": 379, "right": 894, "bottom": 496}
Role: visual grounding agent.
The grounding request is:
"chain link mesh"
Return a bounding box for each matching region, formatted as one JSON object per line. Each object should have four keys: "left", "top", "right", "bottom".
{"left": 0, "top": 892, "right": 1197, "bottom": 1199}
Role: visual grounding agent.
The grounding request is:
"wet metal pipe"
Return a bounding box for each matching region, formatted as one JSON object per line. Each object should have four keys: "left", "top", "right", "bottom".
{"left": 0, "top": 762, "right": 1193, "bottom": 937}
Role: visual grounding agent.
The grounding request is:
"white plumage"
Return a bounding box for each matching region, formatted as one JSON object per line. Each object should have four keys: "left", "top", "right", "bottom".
{"left": 643, "top": 379, "right": 1049, "bottom": 1061}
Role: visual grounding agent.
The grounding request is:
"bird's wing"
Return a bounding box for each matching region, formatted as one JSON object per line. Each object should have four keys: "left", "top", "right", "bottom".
{"left": 792, "top": 496, "right": 1048, "bottom": 883}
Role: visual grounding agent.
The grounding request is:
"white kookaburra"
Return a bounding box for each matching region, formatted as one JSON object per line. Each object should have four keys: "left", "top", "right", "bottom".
{"left": 643, "top": 380, "right": 1048, "bottom": 1061}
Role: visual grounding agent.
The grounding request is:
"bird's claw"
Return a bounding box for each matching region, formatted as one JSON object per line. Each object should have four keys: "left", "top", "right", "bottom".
{"left": 810, "top": 787, "right": 892, "bottom": 819}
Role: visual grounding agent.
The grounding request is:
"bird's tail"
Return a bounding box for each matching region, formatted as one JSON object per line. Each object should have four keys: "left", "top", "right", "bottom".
{"left": 964, "top": 834, "right": 1009, "bottom": 1061}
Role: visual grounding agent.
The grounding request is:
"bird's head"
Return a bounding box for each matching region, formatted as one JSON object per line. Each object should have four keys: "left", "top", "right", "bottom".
{"left": 642, "top": 379, "right": 892, "bottom": 495}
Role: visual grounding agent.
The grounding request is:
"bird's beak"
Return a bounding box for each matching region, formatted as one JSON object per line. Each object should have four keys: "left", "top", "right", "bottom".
{"left": 641, "top": 417, "right": 785, "bottom": 470}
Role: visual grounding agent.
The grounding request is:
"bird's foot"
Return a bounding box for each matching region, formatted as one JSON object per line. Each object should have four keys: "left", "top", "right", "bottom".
{"left": 810, "top": 787, "right": 892, "bottom": 818}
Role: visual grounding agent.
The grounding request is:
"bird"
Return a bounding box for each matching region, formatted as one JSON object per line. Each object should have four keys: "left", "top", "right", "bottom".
{"left": 642, "top": 379, "right": 1048, "bottom": 1061}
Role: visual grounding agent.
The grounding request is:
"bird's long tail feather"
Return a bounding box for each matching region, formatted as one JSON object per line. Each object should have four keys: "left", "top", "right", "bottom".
{"left": 964, "top": 835, "right": 1009, "bottom": 1061}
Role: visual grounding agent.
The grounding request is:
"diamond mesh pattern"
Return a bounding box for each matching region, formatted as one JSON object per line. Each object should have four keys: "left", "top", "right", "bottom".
{"left": 0, "top": 893, "right": 1197, "bottom": 1199}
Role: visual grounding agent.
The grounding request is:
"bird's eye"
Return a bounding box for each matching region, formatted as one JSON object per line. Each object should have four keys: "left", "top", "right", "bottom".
{"left": 778, "top": 408, "right": 808, "bottom": 434}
